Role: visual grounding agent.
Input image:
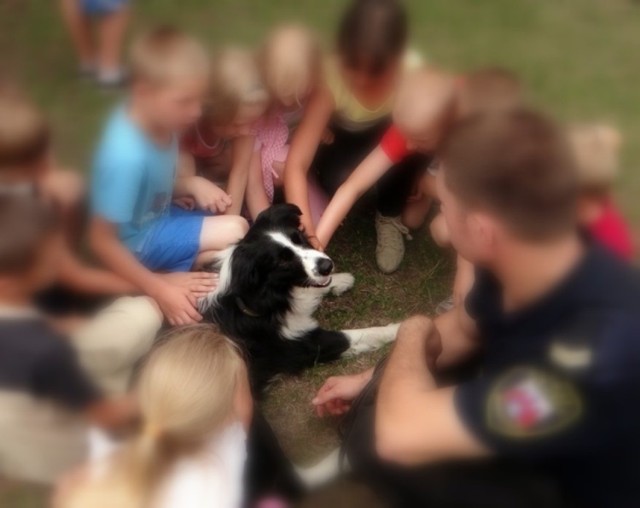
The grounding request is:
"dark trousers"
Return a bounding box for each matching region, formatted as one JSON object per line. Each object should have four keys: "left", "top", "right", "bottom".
{"left": 340, "top": 366, "right": 565, "bottom": 508}
{"left": 312, "top": 119, "right": 430, "bottom": 217}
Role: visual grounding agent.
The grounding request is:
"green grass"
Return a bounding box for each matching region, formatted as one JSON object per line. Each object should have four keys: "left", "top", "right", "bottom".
{"left": 1, "top": 0, "right": 639, "bottom": 505}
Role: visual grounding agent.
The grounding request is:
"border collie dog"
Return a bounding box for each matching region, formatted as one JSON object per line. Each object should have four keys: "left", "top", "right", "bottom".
{"left": 200, "top": 204, "right": 398, "bottom": 391}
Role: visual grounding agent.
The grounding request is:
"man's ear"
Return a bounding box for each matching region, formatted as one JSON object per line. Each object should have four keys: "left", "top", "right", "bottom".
{"left": 469, "top": 211, "right": 496, "bottom": 254}
{"left": 231, "top": 248, "right": 270, "bottom": 293}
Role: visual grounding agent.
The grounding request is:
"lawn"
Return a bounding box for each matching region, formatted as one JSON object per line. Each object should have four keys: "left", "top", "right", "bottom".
{"left": 1, "top": 0, "right": 639, "bottom": 505}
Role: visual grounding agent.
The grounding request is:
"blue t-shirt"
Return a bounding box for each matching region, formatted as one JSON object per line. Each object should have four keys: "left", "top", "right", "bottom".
{"left": 91, "top": 105, "right": 177, "bottom": 253}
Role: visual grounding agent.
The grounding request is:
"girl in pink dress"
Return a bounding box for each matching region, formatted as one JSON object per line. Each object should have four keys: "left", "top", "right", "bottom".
{"left": 245, "top": 25, "right": 327, "bottom": 221}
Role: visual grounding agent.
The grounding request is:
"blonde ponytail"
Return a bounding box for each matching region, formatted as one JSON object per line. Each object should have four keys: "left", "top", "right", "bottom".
{"left": 62, "top": 325, "right": 246, "bottom": 508}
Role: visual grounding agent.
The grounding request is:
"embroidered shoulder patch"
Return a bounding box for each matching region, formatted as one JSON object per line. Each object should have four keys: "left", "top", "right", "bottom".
{"left": 486, "top": 367, "right": 582, "bottom": 438}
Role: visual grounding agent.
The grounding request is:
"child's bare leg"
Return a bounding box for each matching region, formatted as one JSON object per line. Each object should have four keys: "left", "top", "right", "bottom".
{"left": 193, "top": 250, "right": 219, "bottom": 270}
{"left": 199, "top": 215, "right": 249, "bottom": 251}
{"left": 193, "top": 215, "right": 249, "bottom": 269}
{"left": 59, "top": 0, "right": 95, "bottom": 69}
{"left": 402, "top": 195, "right": 432, "bottom": 230}
{"left": 246, "top": 152, "right": 271, "bottom": 220}
{"left": 96, "top": 6, "right": 130, "bottom": 83}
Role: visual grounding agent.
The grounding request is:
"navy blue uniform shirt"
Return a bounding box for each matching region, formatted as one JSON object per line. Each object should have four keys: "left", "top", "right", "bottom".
{"left": 455, "top": 247, "right": 640, "bottom": 507}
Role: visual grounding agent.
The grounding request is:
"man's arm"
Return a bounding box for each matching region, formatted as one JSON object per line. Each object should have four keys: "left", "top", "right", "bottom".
{"left": 316, "top": 147, "right": 393, "bottom": 247}
{"left": 375, "top": 315, "right": 488, "bottom": 465}
{"left": 431, "top": 304, "right": 481, "bottom": 370}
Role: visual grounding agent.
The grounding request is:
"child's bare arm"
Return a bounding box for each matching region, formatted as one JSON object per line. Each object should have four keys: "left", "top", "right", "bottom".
{"left": 89, "top": 218, "right": 202, "bottom": 325}
{"left": 225, "top": 135, "right": 254, "bottom": 216}
{"left": 316, "top": 146, "right": 393, "bottom": 247}
{"left": 284, "top": 86, "right": 335, "bottom": 243}
{"left": 177, "top": 150, "right": 197, "bottom": 178}
{"left": 58, "top": 241, "right": 137, "bottom": 295}
{"left": 245, "top": 151, "right": 271, "bottom": 220}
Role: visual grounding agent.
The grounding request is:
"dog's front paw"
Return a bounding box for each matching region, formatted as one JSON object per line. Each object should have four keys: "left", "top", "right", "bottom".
{"left": 330, "top": 272, "right": 355, "bottom": 295}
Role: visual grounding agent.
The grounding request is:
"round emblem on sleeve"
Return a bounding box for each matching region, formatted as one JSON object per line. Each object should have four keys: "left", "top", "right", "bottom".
{"left": 486, "top": 367, "right": 582, "bottom": 438}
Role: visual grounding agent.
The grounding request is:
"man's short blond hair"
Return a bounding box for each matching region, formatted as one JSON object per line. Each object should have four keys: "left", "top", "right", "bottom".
{"left": 0, "top": 86, "right": 50, "bottom": 173}
{"left": 129, "top": 25, "right": 210, "bottom": 85}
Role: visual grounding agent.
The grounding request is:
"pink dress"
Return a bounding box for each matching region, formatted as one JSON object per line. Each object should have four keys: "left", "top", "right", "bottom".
{"left": 254, "top": 112, "right": 289, "bottom": 203}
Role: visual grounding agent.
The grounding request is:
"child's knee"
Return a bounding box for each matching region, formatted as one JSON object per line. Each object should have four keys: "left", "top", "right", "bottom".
{"left": 232, "top": 215, "right": 250, "bottom": 238}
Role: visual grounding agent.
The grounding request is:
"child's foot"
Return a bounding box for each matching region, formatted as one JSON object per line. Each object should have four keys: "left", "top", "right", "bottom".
{"left": 375, "top": 213, "right": 411, "bottom": 274}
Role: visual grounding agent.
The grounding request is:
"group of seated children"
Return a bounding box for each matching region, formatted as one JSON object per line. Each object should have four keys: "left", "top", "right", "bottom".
{"left": 0, "top": 0, "right": 635, "bottom": 506}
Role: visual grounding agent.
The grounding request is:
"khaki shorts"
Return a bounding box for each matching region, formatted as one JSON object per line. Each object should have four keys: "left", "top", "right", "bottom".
{"left": 71, "top": 296, "right": 162, "bottom": 395}
{"left": 0, "top": 392, "right": 88, "bottom": 484}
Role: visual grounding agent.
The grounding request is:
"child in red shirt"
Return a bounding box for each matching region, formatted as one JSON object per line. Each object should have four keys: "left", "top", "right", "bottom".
{"left": 569, "top": 123, "right": 634, "bottom": 261}
{"left": 315, "top": 69, "right": 457, "bottom": 261}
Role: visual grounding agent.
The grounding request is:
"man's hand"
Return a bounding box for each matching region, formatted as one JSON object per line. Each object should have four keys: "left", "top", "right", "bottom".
{"left": 150, "top": 280, "right": 203, "bottom": 326}
{"left": 158, "top": 271, "right": 218, "bottom": 299}
{"left": 312, "top": 368, "right": 374, "bottom": 417}
{"left": 190, "top": 177, "right": 233, "bottom": 214}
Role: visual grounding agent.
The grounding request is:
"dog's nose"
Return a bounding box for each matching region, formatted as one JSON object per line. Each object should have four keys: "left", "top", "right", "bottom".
{"left": 316, "top": 258, "right": 334, "bottom": 276}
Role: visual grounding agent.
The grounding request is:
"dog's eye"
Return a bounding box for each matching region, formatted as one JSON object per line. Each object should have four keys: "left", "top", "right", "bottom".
{"left": 289, "top": 232, "right": 303, "bottom": 245}
{"left": 279, "top": 248, "right": 295, "bottom": 261}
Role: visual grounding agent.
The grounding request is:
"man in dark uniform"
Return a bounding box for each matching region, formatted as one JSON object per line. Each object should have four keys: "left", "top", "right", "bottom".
{"left": 312, "top": 109, "right": 640, "bottom": 507}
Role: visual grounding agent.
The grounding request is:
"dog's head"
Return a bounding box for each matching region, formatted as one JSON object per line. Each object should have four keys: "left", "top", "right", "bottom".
{"left": 232, "top": 204, "right": 335, "bottom": 292}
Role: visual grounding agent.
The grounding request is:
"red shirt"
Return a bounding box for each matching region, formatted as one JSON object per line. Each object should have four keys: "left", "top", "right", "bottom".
{"left": 588, "top": 200, "right": 635, "bottom": 261}
{"left": 380, "top": 125, "right": 410, "bottom": 163}
{"left": 180, "top": 127, "right": 226, "bottom": 160}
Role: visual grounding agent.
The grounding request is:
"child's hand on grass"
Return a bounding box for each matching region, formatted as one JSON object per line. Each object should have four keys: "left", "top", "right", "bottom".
{"left": 190, "top": 177, "right": 233, "bottom": 214}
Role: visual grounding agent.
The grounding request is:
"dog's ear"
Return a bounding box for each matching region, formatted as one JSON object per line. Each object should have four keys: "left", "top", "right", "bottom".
{"left": 253, "top": 203, "right": 302, "bottom": 231}
{"left": 231, "top": 246, "right": 272, "bottom": 293}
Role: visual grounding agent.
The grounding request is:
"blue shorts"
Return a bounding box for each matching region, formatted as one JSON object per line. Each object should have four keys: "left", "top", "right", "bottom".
{"left": 135, "top": 207, "right": 211, "bottom": 273}
{"left": 81, "top": 0, "right": 129, "bottom": 16}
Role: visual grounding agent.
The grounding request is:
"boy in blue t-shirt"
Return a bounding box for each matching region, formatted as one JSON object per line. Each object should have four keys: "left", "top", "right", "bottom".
{"left": 90, "top": 27, "right": 248, "bottom": 326}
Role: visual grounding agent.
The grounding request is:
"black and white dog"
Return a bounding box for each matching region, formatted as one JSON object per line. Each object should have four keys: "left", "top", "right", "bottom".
{"left": 200, "top": 204, "right": 398, "bottom": 391}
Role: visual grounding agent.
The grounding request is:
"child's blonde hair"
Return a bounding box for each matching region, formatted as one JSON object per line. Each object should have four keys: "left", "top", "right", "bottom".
{"left": 0, "top": 86, "right": 50, "bottom": 174}
{"left": 205, "top": 47, "right": 269, "bottom": 127}
{"left": 393, "top": 68, "right": 457, "bottom": 139}
{"left": 458, "top": 67, "right": 524, "bottom": 117}
{"left": 568, "top": 123, "right": 621, "bottom": 192}
{"left": 129, "top": 25, "right": 210, "bottom": 86}
{"left": 258, "top": 24, "right": 322, "bottom": 106}
{"left": 63, "top": 325, "right": 246, "bottom": 508}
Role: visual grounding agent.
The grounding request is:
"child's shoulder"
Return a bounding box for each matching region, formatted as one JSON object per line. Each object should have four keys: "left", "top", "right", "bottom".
{"left": 96, "top": 105, "right": 148, "bottom": 163}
